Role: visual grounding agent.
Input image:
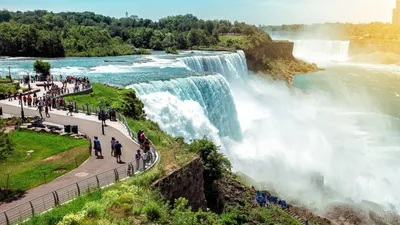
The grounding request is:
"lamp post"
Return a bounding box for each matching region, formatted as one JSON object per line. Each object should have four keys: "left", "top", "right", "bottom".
{"left": 8, "top": 66, "right": 11, "bottom": 80}
{"left": 27, "top": 72, "right": 31, "bottom": 90}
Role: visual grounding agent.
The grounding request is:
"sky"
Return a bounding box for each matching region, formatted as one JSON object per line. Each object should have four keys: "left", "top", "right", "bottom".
{"left": 0, "top": 0, "right": 395, "bottom": 25}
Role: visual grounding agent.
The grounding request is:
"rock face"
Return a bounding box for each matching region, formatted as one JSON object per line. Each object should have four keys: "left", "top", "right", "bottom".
{"left": 151, "top": 157, "right": 207, "bottom": 211}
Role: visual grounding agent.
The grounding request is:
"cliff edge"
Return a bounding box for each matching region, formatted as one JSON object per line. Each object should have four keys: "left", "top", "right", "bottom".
{"left": 244, "top": 40, "right": 318, "bottom": 86}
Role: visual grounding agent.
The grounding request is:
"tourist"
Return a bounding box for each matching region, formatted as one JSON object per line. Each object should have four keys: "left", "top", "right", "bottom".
{"left": 142, "top": 150, "right": 149, "bottom": 169}
{"left": 98, "top": 110, "right": 107, "bottom": 126}
{"left": 110, "top": 137, "right": 116, "bottom": 156}
{"left": 17, "top": 94, "right": 21, "bottom": 105}
{"left": 135, "top": 150, "right": 141, "bottom": 171}
{"left": 33, "top": 96, "right": 37, "bottom": 107}
{"left": 93, "top": 136, "right": 103, "bottom": 159}
{"left": 143, "top": 138, "right": 151, "bottom": 161}
{"left": 67, "top": 102, "right": 74, "bottom": 116}
{"left": 37, "top": 104, "right": 43, "bottom": 119}
{"left": 114, "top": 140, "right": 123, "bottom": 163}
{"left": 7, "top": 91, "right": 12, "bottom": 101}
{"left": 27, "top": 95, "right": 32, "bottom": 107}
{"left": 137, "top": 130, "right": 142, "bottom": 143}
{"left": 23, "top": 95, "right": 27, "bottom": 105}
{"left": 139, "top": 130, "right": 146, "bottom": 146}
{"left": 45, "top": 105, "right": 50, "bottom": 118}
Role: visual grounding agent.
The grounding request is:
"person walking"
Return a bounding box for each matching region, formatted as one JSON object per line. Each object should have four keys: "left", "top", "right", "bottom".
{"left": 114, "top": 140, "right": 123, "bottom": 163}
{"left": 93, "top": 136, "right": 103, "bottom": 159}
{"left": 135, "top": 150, "right": 142, "bottom": 171}
{"left": 45, "top": 105, "right": 50, "bottom": 118}
{"left": 110, "top": 137, "right": 116, "bottom": 156}
{"left": 37, "top": 105, "right": 43, "bottom": 119}
{"left": 98, "top": 110, "right": 107, "bottom": 126}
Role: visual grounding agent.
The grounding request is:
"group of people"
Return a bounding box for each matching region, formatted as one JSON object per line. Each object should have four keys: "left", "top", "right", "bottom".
{"left": 255, "top": 190, "right": 290, "bottom": 210}
{"left": 17, "top": 93, "right": 51, "bottom": 118}
{"left": 92, "top": 130, "right": 153, "bottom": 171}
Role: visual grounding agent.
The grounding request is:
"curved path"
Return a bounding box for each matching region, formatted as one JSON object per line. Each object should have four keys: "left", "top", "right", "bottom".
{"left": 0, "top": 84, "right": 142, "bottom": 212}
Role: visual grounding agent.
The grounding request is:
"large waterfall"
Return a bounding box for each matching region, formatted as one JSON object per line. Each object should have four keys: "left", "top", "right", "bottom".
{"left": 180, "top": 50, "right": 248, "bottom": 81}
{"left": 292, "top": 40, "right": 350, "bottom": 62}
{"left": 129, "top": 74, "right": 242, "bottom": 140}
{"left": 127, "top": 50, "right": 400, "bottom": 214}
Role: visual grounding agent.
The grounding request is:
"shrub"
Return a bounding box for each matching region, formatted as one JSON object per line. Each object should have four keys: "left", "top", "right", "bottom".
{"left": 143, "top": 201, "right": 162, "bottom": 221}
{"left": 84, "top": 202, "right": 105, "bottom": 218}
{"left": 165, "top": 47, "right": 179, "bottom": 54}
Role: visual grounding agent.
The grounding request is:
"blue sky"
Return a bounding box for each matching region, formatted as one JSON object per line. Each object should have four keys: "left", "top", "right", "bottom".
{"left": 1, "top": 0, "right": 395, "bottom": 25}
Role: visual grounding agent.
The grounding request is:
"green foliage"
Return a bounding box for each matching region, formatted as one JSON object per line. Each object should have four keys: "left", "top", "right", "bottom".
{"left": 0, "top": 10, "right": 272, "bottom": 56}
{"left": 33, "top": 60, "right": 50, "bottom": 76}
{"left": 0, "top": 83, "right": 17, "bottom": 96}
{"left": 132, "top": 48, "right": 151, "bottom": 55}
{"left": 188, "top": 138, "right": 231, "bottom": 182}
{"left": 165, "top": 46, "right": 179, "bottom": 54}
{"left": 0, "top": 120, "right": 14, "bottom": 161}
{"left": 64, "top": 83, "right": 145, "bottom": 120}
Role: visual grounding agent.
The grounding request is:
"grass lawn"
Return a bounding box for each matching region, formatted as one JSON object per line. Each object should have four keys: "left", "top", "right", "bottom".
{"left": 64, "top": 83, "right": 124, "bottom": 106}
{"left": 0, "top": 130, "right": 89, "bottom": 199}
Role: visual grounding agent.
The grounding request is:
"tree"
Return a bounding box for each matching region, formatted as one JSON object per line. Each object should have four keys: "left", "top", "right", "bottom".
{"left": 33, "top": 60, "right": 51, "bottom": 79}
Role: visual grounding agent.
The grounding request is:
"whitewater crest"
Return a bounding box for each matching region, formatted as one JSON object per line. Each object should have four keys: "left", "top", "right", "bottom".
{"left": 292, "top": 40, "right": 350, "bottom": 62}
{"left": 129, "top": 74, "right": 242, "bottom": 140}
{"left": 179, "top": 50, "right": 248, "bottom": 81}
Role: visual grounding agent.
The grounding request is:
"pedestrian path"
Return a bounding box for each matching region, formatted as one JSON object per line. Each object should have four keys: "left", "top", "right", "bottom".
{"left": 0, "top": 82, "right": 143, "bottom": 212}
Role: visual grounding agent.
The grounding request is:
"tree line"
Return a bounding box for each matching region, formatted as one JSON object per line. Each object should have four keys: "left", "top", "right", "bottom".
{"left": 0, "top": 10, "right": 272, "bottom": 57}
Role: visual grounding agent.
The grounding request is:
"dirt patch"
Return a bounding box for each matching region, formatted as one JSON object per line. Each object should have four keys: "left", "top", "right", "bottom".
{"left": 54, "top": 168, "right": 67, "bottom": 173}
{"left": 43, "top": 155, "right": 61, "bottom": 161}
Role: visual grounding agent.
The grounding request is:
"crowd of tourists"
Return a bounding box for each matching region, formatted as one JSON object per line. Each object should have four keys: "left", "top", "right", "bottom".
{"left": 92, "top": 129, "right": 154, "bottom": 171}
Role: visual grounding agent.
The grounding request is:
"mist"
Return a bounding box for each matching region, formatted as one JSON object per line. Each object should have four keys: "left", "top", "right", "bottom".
{"left": 222, "top": 72, "right": 400, "bottom": 214}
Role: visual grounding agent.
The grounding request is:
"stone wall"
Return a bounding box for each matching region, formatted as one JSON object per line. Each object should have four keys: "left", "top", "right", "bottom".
{"left": 151, "top": 157, "right": 207, "bottom": 211}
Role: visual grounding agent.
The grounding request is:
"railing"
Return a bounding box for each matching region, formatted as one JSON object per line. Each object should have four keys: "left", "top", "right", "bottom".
{"left": 0, "top": 85, "right": 160, "bottom": 225}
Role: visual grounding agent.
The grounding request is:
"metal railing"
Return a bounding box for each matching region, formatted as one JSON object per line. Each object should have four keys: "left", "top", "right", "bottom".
{"left": 0, "top": 85, "right": 159, "bottom": 225}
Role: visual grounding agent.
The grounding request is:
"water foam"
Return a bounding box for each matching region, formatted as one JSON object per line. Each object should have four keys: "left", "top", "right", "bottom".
{"left": 139, "top": 92, "right": 220, "bottom": 143}
{"left": 129, "top": 74, "right": 242, "bottom": 140}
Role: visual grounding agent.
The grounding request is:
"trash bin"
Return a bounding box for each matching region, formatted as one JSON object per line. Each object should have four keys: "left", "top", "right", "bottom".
{"left": 0, "top": 107, "right": 2, "bottom": 116}
{"left": 71, "top": 125, "right": 78, "bottom": 134}
{"left": 64, "top": 125, "right": 71, "bottom": 133}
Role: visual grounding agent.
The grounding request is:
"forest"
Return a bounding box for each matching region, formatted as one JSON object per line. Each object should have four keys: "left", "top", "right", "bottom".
{"left": 0, "top": 10, "right": 272, "bottom": 57}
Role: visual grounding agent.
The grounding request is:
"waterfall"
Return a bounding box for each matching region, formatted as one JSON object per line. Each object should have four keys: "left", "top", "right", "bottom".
{"left": 180, "top": 50, "right": 248, "bottom": 80}
{"left": 292, "top": 40, "right": 350, "bottom": 62}
{"left": 129, "top": 74, "right": 242, "bottom": 140}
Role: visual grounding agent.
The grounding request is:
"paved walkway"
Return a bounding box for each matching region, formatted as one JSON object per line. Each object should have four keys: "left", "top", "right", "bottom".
{"left": 0, "top": 82, "right": 142, "bottom": 212}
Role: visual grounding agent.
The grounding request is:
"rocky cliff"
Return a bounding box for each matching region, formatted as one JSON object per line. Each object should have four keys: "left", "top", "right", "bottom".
{"left": 245, "top": 41, "right": 318, "bottom": 86}
{"left": 151, "top": 157, "right": 207, "bottom": 211}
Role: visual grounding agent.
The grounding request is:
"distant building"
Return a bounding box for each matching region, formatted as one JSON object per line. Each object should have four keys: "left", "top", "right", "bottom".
{"left": 393, "top": 0, "right": 400, "bottom": 24}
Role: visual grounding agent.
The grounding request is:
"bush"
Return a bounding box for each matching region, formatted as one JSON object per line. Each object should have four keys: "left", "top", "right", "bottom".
{"left": 133, "top": 48, "right": 152, "bottom": 55}
{"left": 84, "top": 202, "right": 105, "bottom": 218}
{"left": 165, "top": 47, "right": 179, "bottom": 54}
{"left": 143, "top": 201, "right": 162, "bottom": 221}
{"left": 0, "top": 120, "right": 14, "bottom": 161}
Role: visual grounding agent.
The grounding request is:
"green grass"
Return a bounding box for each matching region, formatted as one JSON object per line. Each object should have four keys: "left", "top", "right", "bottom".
{"left": 219, "top": 35, "right": 246, "bottom": 42}
{"left": 0, "top": 130, "right": 89, "bottom": 198}
{"left": 64, "top": 83, "right": 122, "bottom": 106}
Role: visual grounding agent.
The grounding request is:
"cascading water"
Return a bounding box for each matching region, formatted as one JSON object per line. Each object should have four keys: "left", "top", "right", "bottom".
{"left": 128, "top": 74, "right": 242, "bottom": 140}
{"left": 179, "top": 50, "right": 248, "bottom": 81}
{"left": 292, "top": 40, "right": 350, "bottom": 62}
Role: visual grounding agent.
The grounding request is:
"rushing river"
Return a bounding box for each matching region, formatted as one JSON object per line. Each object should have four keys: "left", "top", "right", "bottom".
{"left": 1, "top": 42, "right": 400, "bottom": 214}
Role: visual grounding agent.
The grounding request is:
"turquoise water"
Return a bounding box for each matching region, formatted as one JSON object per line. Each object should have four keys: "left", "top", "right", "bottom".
{"left": 2, "top": 50, "right": 400, "bottom": 213}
